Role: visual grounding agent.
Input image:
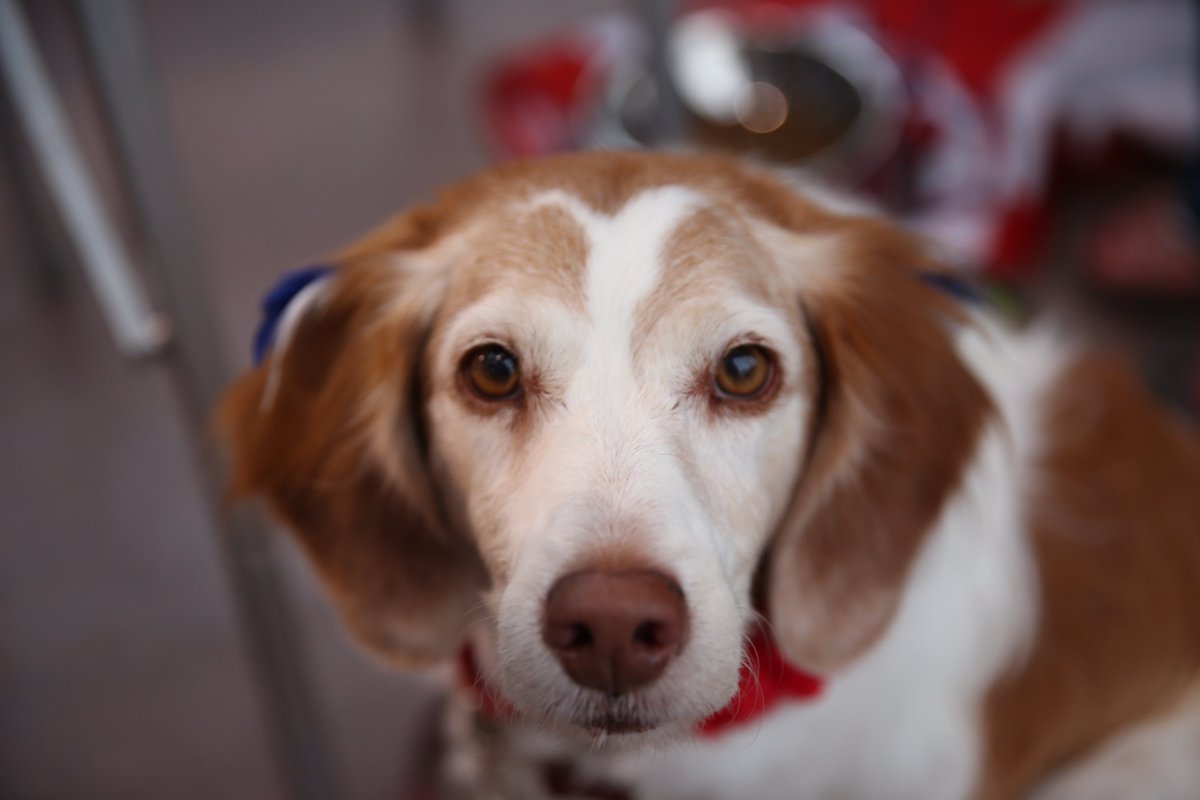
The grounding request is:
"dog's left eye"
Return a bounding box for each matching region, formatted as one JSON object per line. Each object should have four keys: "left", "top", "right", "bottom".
{"left": 715, "top": 344, "right": 774, "bottom": 399}
{"left": 463, "top": 344, "right": 521, "bottom": 400}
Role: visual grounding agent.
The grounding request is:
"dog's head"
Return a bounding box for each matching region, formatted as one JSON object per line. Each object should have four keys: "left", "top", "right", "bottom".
{"left": 219, "top": 152, "right": 987, "bottom": 740}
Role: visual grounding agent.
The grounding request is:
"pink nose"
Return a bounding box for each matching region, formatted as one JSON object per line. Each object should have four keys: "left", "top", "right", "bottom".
{"left": 542, "top": 570, "right": 688, "bottom": 696}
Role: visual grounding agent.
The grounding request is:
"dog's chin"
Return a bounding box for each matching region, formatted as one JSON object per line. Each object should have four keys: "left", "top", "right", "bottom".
{"left": 527, "top": 704, "right": 662, "bottom": 740}
{"left": 555, "top": 713, "right": 694, "bottom": 750}
{"left": 525, "top": 695, "right": 716, "bottom": 750}
{"left": 495, "top": 633, "right": 745, "bottom": 747}
{"left": 499, "top": 659, "right": 744, "bottom": 749}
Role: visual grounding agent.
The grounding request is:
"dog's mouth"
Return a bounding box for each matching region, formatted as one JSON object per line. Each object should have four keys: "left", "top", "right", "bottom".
{"left": 562, "top": 692, "right": 671, "bottom": 738}
{"left": 581, "top": 711, "right": 655, "bottom": 736}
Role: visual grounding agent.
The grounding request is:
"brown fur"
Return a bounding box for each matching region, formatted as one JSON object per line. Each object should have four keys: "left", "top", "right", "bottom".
{"left": 217, "top": 220, "right": 488, "bottom": 665}
{"left": 460, "top": 202, "right": 591, "bottom": 313}
{"left": 977, "top": 356, "right": 1200, "bottom": 799}
{"left": 634, "top": 205, "right": 784, "bottom": 347}
{"left": 765, "top": 220, "right": 993, "bottom": 673}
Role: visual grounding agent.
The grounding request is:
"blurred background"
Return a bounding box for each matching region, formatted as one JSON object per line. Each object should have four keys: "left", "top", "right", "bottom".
{"left": 0, "top": 1, "right": 1196, "bottom": 798}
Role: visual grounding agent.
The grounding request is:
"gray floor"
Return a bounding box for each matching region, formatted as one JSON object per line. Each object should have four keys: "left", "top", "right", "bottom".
{"left": 0, "top": 1, "right": 620, "bottom": 798}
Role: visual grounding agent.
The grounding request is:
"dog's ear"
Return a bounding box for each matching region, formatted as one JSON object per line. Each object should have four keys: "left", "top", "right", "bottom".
{"left": 217, "top": 212, "right": 486, "bottom": 667}
{"left": 766, "top": 218, "right": 991, "bottom": 674}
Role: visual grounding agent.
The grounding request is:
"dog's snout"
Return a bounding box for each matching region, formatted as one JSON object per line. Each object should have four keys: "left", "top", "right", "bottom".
{"left": 542, "top": 569, "right": 688, "bottom": 696}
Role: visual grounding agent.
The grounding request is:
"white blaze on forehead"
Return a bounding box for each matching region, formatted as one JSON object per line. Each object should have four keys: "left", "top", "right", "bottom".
{"left": 509, "top": 186, "right": 709, "bottom": 526}
{"left": 585, "top": 187, "right": 705, "bottom": 334}
{"left": 527, "top": 187, "right": 706, "bottom": 336}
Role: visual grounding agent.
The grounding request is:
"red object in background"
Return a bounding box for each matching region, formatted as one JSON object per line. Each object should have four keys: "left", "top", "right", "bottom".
{"left": 483, "top": 38, "right": 592, "bottom": 158}
{"left": 483, "top": 0, "right": 1199, "bottom": 278}
{"left": 990, "top": 198, "right": 1051, "bottom": 279}
{"left": 876, "top": 0, "right": 1063, "bottom": 94}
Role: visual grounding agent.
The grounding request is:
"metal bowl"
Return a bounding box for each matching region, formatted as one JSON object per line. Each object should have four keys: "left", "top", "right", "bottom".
{"left": 597, "top": 7, "right": 908, "bottom": 184}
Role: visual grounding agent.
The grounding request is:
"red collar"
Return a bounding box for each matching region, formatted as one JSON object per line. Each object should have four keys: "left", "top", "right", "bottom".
{"left": 457, "top": 623, "right": 824, "bottom": 737}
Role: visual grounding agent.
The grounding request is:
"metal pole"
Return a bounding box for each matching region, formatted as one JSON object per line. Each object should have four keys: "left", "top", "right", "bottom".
{"left": 64, "top": 2, "right": 344, "bottom": 798}
{"left": 0, "top": 0, "right": 168, "bottom": 358}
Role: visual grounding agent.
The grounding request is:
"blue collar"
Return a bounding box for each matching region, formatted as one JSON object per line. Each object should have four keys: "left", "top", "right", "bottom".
{"left": 919, "top": 272, "right": 985, "bottom": 306}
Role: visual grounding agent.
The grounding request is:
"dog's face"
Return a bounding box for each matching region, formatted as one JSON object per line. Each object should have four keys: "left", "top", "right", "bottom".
{"left": 220, "top": 153, "right": 987, "bottom": 741}
{"left": 426, "top": 185, "right": 813, "bottom": 735}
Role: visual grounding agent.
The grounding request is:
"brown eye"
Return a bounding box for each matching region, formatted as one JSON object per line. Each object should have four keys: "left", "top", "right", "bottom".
{"left": 464, "top": 344, "right": 521, "bottom": 400}
{"left": 715, "top": 344, "right": 773, "bottom": 399}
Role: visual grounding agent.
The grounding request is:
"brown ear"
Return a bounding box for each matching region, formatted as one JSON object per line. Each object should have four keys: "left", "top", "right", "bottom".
{"left": 767, "top": 221, "right": 991, "bottom": 673}
{"left": 217, "top": 248, "right": 486, "bottom": 667}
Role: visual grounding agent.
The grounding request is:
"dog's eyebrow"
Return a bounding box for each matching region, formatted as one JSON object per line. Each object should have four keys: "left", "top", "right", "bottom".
{"left": 446, "top": 198, "right": 591, "bottom": 315}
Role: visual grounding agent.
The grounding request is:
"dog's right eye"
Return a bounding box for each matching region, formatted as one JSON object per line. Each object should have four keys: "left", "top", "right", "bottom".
{"left": 463, "top": 345, "right": 521, "bottom": 400}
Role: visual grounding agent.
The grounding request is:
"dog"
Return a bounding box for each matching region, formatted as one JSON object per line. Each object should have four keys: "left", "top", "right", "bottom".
{"left": 218, "top": 151, "right": 1200, "bottom": 799}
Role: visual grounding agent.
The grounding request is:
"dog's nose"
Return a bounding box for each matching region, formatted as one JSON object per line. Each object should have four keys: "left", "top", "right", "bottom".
{"left": 542, "top": 569, "right": 688, "bottom": 696}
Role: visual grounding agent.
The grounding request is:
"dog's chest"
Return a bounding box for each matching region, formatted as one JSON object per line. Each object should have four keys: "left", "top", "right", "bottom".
{"left": 490, "top": 675, "right": 980, "bottom": 800}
